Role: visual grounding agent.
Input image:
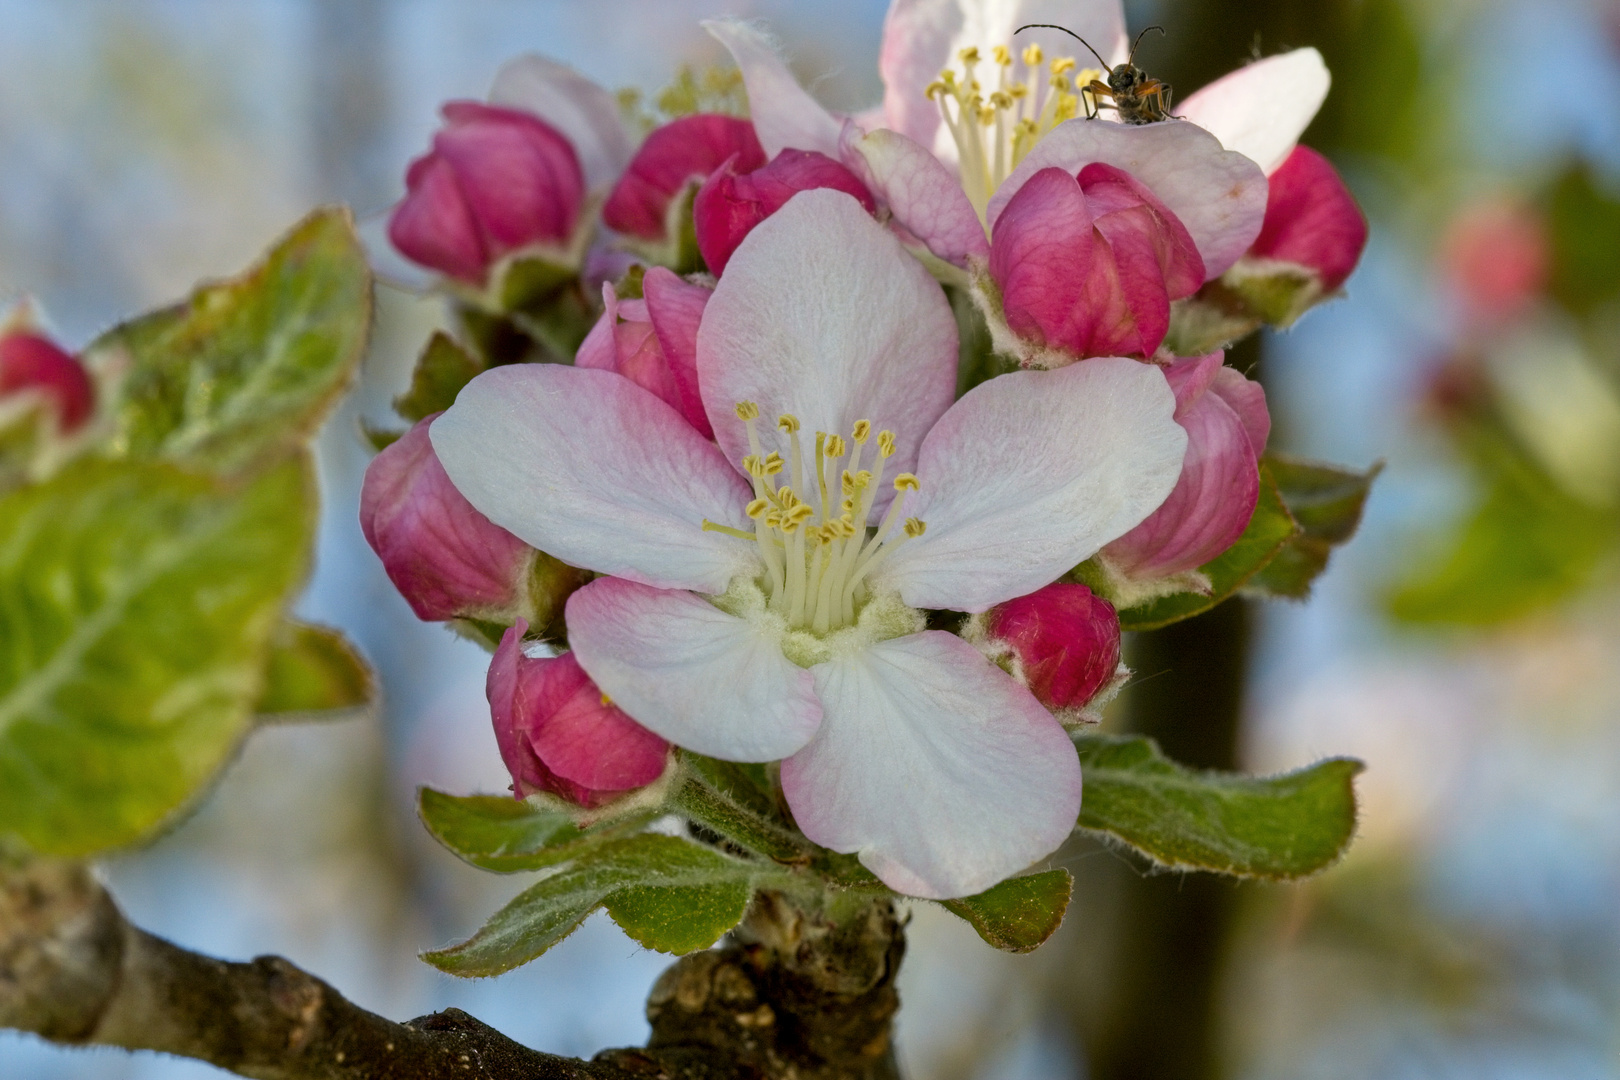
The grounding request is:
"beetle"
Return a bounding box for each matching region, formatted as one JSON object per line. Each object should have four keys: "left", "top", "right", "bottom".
{"left": 1016, "top": 23, "right": 1174, "bottom": 124}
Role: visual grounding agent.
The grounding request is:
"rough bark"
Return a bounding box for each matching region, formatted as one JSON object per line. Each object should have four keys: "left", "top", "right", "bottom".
{"left": 0, "top": 859, "right": 904, "bottom": 1080}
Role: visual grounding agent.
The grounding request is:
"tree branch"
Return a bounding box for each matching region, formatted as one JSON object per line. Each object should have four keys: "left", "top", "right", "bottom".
{"left": 0, "top": 859, "right": 903, "bottom": 1080}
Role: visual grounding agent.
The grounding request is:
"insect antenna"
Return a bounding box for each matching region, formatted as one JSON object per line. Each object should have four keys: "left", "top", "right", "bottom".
{"left": 1015, "top": 23, "right": 1111, "bottom": 70}
{"left": 1128, "top": 25, "right": 1166, "bottom": 64}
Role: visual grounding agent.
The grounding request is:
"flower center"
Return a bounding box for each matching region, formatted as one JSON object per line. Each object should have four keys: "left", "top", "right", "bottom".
{"left": 926, "top": 44, "right": 1104, "bottom": 225}
{"left": 703, "top": 402, "right": 927, "bottom": 635}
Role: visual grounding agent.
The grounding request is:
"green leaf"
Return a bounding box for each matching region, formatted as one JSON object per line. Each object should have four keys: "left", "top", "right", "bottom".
{"left": 941, "top": 869, "right": 1072, "bottom": 953}
{"left": 0, "top": 457, "right": 314, "bottom": 856}
{"left": 392, "top": 331, "right": 484, "bottom": 424}
{"left": 1245, "top": 455, "right": 1382, "bottom": 600}
{"left": 255, "top": 620, "right": 373, "bottom": 719}
{"left": 418, "top": 787, "right": 589, "bottom": 873}
{"left": 1100, "top": 464, "right": 1300, "bottom": 631}
{"left": 674, "top": 753, "right": 808, "bottom": 862}
{"left": 1547, "top": 162, "right": 1620, "bottom": 317}
{"left": 94, "top": 207, "right": 371, "bottom": 476}
{"left": 423, "top": 834, "right": 755, "bottom": 976}
{"left": 604, "top": 880, "right": 754, "bottom": 955}
{"left": 1075, "top": 733, "right": 1362, "bottom": 879}
{"left": 358, "top": 417, "right": 403, "bottom": 453}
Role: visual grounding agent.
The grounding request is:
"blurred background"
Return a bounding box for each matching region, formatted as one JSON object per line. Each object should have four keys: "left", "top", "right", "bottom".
{"left": 2, "top": 0, "right": 1619, "bottom": 1077}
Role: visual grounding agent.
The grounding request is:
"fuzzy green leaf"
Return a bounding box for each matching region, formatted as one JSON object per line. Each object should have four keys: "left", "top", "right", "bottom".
{"left": 418, "top": 788, "right": 590, "bottom": 873}
{"left": 423, "top": 834, "right": 755, "bottom": 976}
{"left": 941, "top": 869, "right": 1072, "bottom": 953}
{"left": 256, "top": 620, "right": 372, "bottom": 718}
{"left": 391, "top": 331, "right": 483, "bottom": 424}
{"left": 1075, "top": 733, "right": 1361, "bottom": 879}
{"left": 1101, "top": 464, "right": 1300, "bottom": 631}
{"left": 94, "top": 207, "right": 371, "bottom": 476}
{"left": 604, "top": 880, "right": 754, "bottom": 955}
{"left": 675, "top": 754, "right": 808, "bottom": 861}
{"left": 1245, "top": 455, "right": 1382, "bottom": 600}
{"left": 0, "top": 457, "right": 314, "bottom": 856}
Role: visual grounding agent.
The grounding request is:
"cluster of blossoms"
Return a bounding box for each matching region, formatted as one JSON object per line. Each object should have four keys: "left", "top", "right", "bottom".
{"left": 362, "top": 0, "right": 1367, "bottom": 899}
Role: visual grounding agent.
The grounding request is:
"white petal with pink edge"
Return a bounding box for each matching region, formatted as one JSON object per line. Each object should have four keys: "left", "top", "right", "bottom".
{"left": 782, "top": 630, "right": 1081, "bottom": 899}
{"left": 875, "top": 357, "right": 1185, "bottom": 612}
{"left": 489, "top": 54, "right": 633, "bottom": 190}
{"left": 696, "top": 189, "right": 958, "bottom": 513}
{"left": 839, "top": 123, "right": 989, "bottom": 267}
{"left": 566, "top": 577, "right": 823, "bottom": 762}
{"left": 431, "top": 364, "right": 759, "bottom": 595}
{"left": 704, "top": 19, "right": 843, "bottom": 159}
{"left": 986, "top": 119, "right": 1268, "bottom": 279}
{"left": 880, "top": 0, "right": 1129, "bottom": 165}
{"left": 1176, "top": 48, "right": 1330, "bottom": 176}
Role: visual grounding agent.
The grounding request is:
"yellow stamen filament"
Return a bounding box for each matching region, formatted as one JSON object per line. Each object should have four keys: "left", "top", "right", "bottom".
{"left": 712, "top": 405, "right": 927, "bottom": 634}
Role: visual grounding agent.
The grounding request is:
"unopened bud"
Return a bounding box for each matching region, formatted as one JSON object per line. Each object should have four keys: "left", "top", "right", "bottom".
{"left": 0, "top": 328, "right": 94, "bottom": 434}
{"left": 981, "top": 583, "right": 1124, "bottom": 716}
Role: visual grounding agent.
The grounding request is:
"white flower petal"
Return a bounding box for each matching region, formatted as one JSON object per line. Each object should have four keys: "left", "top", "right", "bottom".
{"left": 782, "top": 631, "right": 1081, "bottom": 899}
{"left": 1176, "top": 48, "right": 1331, "bottom": 176}
{"left": 567, "top": 577, "right": 823, "bottom": 762}
{"left": 881, "top": 0, "right": 1129, "bottom": 165}
{"left": 704, "top": 19, "right": 843, "bottom": 159}
{"left": 697, "top": 189, "right": 958, "bottom": 513}
{"left": 431, "top": 364, "right": 759, "bottom": 594}
{"left": 489, "top": 54, "right": 634, "bottom": 190}
{"left": 986, "top": 119, "right": 1269, "bottom": 278}
{"left": 876, "top": 356, "right": 1185, "bottom": 612}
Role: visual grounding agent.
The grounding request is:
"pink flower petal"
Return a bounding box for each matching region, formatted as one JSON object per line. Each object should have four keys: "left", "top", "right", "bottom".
{"left": 388, "top": 152, "right": 490, "bottom": 284}
{"left": 0, "top": 330, "right": 94, "bottom": 431}
{"left": 704, "top": 19, "right": 843, "bottom": 158}
{"left": 782, "top": 630, "right": 1081, "bottom": 899}
{"left": 489, "top": 53, "right": 633, "bottom": 190}
{"left": 988, "top": 119, "right": 1267, "bottom": 279}
{"left": 839, "top": 123, "right": 988, "bottom": 267}
{"left": 435, "top": 102, "right": 584, "bottom": 251}
{"left": 1080, "top": 162, "right": 1204, "bottom": 299}
{"left": 431, "top": 364, "right": 760, "bottom": 595}
{"left": 983, "top": 583, "right": 1121, "bottom": 711}
{"left": 879, "top": 0, "right": 1129, "bottom": 164}
{"left": 693, "top": 149, "right": 875, "bottom": 275}
{"left": 566, "top": 577, "right": 823, "bottom": 762}
{"left": 696, "top": 189, "right": 957, "bottom": 514}
{"left": 1101, "top": 356, "right": 1262, "bottom": 578}
{"left": 603, "top": 114, "right": 765, "bottom": 240}
{"left": 1248, "top": 144, "right": 1367, "bottom": 292}
{"left": 876, "top": 356, "right": 1185, "bottom": 612}
{"left": 1176, "top": 48, "right": 1330, "bottom": 176}
{"left": 1209, "top": 364, "right": 1270, "bottom": 455}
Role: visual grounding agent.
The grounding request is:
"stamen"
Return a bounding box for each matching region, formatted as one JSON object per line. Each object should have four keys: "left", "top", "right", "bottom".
{"left": 702, "top": 520, "right": 757, "bottom": 540}
{"left": 735, "top": 401, "right": 760, "bottom": 420}
{"left": 852, "top": 420, "right": 871, "bottom": 443}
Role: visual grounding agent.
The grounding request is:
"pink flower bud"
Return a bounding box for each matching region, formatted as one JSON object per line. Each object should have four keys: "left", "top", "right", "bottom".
{"left": 603, "top": 114, "right": 765, "bottom": 241}
{"left": 489, "top": 621, "right": 671, "bottom": 807}
{"left": 360, "top": 414, "right": 534, "bottom": 622}
{"left": 693, "top": 149, "right": 876, "bottom": 275}
{"left": 388, "top": 102, "right": 585, "bottom": 285}
{"left": 575, "top": 267, "right": 712, "bottom": 437}
{"left": 1101, "top": 354, "right": 1270, "bottom": 588}
{"left": 0, "top": 330, "right": 93, "bottom": 432}
{"left": 990, "top": 164, "right": 1205, "bottom": 363}
{"left": 1438, "top": 197, "right": 1547, "bottom": 321}
{"left": 1248, "top": 145, "right": 1367, "bottom": 294}
{"left": 982, "top": 583, "right": 1123, "bottom": 713}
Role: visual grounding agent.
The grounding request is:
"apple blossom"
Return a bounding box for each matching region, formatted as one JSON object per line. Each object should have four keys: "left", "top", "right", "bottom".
{"left": 489, "top": 621, "right": 671, "bottom": 808}
{"left": 1097, "top": 353, "right": 1270, "bottom": 601}
{"left": 603, "top": 114, "right": 766, "bottom": 244}
{"left": 976, "top": 582, "right": 1124, "bottom": 716}
{"left": 576, "top": 266, "right": 714, "bottom": 436}
{"left": 0, "top": 327, "right": 93, "bottom": 434}
{"left": 693, "top": 149, "right": 876, "bottom": 275}
{"left": 1439, "top": 196, "right": 1548, "bottom": 321}
{"left": 430, "top": 189, "right": 1187, "bottom": 898}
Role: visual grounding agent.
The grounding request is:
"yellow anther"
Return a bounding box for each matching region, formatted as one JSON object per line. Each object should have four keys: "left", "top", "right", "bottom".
{"left": 777, "top": 413, "right": 800, "bottom": 433}
{"left": 763, "top": 451, "right": 784, "bottom": 475}
{"left": 788, "top": 503, "right": 816, "bottom": 525}
{"left": 746, "top": 498, "right": 769, "bottom": 519}
{"left": 904, "top": 518, "right": 928, "bottom": 538}
{"left": 601, "top": 692, "right": 615, "bottom": 707}
{"left": 1050, "top": 73, "right": 1071, "bottom": 92}
{"left": 1050, "top": 57, "right": 1076, "bottom": 75}
{"left": 777, "top": 486, "right": 800, "bottom": 509}
{"left": 894, "top": 473, "right": 920, "bottom": 492}
{"left": 841, "top": 498, "right": 856, "bottom": 514}
{"left": 989, "top": 90, "right": 1014, "bottom": 111}
{"left": 992, "top": 45, "right": 1012, "bottom": 66}
{"left": 1022, "top": 43, "right": 1043, "bottom": 67}
{"left": 743, "top": 454, "right": 761, "bottom": 476}
{"left": 765, "top": 511, "right": 783, "bottom": 529}
{"left": 938, "top": 69, "right": 958, "bottom": 88}
{"left": 1008, "top": 83, "right": 1029, "bottom": 99}
{"left": 825, "top": 434, "right": 846, "bottom": 459}
{"left": 853, "top": 420, "right": 871, "bottom": 443}
{"left": 853, "top": 469, "right": 872, "bottom": 488}
{"left": 841, "top": 471, "right": 855, "bottom": 497}
{"left": 1055, "top": 93, "right": 1079, "bottom": 121}
{"left": 925, "top": 80, "right": 947, "bottom": 100}
{"left": 958, "top": 46, "right": 980, "bottom": 64}
{"left": 735, "top": 400, "right": 760, "bottom": 420}
{"left": 877, "top": 431, "right": 897, "bottom": 457}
